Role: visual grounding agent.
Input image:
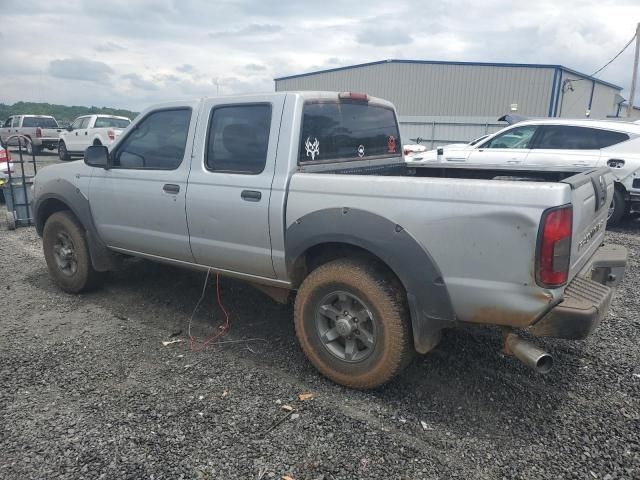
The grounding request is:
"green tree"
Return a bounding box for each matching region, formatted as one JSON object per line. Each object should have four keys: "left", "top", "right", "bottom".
{"left": 0, "top": 102, "right": 138, "bottom": 125}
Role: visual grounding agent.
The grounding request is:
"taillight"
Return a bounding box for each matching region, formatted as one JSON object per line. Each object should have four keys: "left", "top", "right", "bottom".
{"left": 35, "top": 127, "right": 42, "bottom": 138}
{"left": 536, "top": 205, "right": 573, "bottom": 288}
{"left": 338, "top": 92, "right": 369, "bottom": 101}
{"left": 108, "top": 129, "right": 115, "bottom": 141}
{"left": 0, "top": 149, "right": 8, "bottom": 161}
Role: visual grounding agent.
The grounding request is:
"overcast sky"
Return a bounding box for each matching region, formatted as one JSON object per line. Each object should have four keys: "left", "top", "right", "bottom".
{"left": 1, "top": 0, "right": 639, "bottom": 111}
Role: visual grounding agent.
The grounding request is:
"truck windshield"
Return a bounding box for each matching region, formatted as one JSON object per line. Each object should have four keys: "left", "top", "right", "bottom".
{"left": 22, "top": 117, "right": 58, "bottom": 128}
{"left": 94, "top": 117, "right": 131, "bottom": 129}
{"left": 299, "top": 101, "right": 401, "bottom": 163}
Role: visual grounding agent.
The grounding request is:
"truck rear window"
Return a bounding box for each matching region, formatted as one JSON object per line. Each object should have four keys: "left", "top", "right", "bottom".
{"left": 299, "top": 101, "right": 401, "bottom": 163}
{"left": 94, "top": 117, "right": 131, "bottom": 129}
{"left": 22, "top": 117, "right": 58, "bottom": 128}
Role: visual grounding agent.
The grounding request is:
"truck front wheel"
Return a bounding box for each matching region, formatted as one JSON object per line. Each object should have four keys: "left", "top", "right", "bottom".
{"left": 294, "top": 258, "right": 413, "bottom": 389}
{"left": 58, "top": 141, "right": 70, "bottom": 161}
{"left": 43, "top": 211, "right": 101, "bottom": 293}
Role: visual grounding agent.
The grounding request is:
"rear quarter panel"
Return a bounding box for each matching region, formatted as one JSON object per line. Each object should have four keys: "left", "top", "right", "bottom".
{"left": 286, "top": 174, "right": 571, "bottom": 327}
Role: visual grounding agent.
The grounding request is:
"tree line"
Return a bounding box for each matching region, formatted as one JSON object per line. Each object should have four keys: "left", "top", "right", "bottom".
{"left": 0, "top": 102, "right": 138, "bottom": 125}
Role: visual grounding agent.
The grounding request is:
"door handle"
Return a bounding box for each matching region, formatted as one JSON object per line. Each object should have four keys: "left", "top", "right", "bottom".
{"left": 241, "top": 190, "right": 262, "bottom": 202}
{"left": 84, "top": 132, "right": 88, "bottom": 135}
{"left": 163, "top": 184, "right": 180, "bottom": 194}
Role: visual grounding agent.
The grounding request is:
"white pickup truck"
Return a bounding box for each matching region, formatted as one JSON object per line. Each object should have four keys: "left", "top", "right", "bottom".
{"left": 32, "top": 92, "right": 627, "bottom": 389}
{"left": 58, "top": 114, "right": 131, "bottom": 160}
{"left": 0, "top": 115, "right": 63, "bottom": 155}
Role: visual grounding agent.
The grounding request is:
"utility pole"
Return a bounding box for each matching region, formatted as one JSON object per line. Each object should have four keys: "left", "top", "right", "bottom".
{"left": 628, "top": 22, "right": 640, "bottom": 117}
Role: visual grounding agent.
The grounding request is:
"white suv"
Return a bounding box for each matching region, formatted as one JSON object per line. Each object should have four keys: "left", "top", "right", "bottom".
{"left": 409, "top": 118, "right": 640, "bottom": 225}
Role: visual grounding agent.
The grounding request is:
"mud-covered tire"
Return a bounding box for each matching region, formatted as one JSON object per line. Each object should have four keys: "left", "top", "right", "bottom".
{"left": 294, "top": 258, "right": 413, "bottom": 389}
{"left": 43, "top": 211, "right": 101, "bottom": 293}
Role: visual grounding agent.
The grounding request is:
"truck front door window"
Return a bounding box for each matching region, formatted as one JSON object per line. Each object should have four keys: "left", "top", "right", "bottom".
{"left": 114, "top": 109, "right": 190, "bottom": 170}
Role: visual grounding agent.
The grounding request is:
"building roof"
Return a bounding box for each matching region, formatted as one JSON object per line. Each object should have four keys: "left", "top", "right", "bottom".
{"left": 274, "top": 59, "right": 623, "bottom": 90}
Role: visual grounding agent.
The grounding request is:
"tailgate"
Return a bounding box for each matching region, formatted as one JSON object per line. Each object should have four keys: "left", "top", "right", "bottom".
{"left": 43, "top": 128, "right": 62, "bottom": 138}
{"left": 563, "top": 167, "right": 613, "bottom": 281}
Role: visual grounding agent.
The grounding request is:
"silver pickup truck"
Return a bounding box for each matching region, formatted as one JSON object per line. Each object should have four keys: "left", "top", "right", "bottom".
{"left": 32, "top": 92, "right": 627, "bottom": 389}
{"left": 1, "top": 115, "right": 63, "bottom": 155}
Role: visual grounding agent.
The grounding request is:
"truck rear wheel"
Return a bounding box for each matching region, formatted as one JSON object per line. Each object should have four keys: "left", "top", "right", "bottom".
{"left": 25, "top": 139, "right": 40, "bottom": 156}
{"left": 294, "top": 258, "right": 413, "bottom": 389}
{"left": 43, "top": 211, "right": 101, "bottom": 293}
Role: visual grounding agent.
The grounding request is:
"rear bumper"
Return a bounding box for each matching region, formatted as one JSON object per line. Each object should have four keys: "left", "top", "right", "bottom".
{"left": 35, "top": 138, "right": 59, "bottom": 149}
{"left": 528, "top": 244, "right": 627, "bottom": 340}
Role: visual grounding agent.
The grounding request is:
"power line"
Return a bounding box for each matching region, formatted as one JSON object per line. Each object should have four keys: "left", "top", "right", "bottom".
{"left": 590, "top": 32, "right": 637, "bottom": 77}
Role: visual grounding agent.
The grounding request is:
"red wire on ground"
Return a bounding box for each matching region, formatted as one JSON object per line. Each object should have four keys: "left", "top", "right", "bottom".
{"left": 188, "top": 273, "right": 230, "bottom": 351}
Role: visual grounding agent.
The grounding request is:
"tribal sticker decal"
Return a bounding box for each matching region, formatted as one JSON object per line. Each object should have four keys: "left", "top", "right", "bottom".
{"left": 387, "top": 135, "right": 397, "bottom": 153}
{"left": 305, "top": 137, "right": 320, "bottom": 161}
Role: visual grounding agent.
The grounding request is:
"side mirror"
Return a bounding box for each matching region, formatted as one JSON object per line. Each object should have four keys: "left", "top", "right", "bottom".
{"left": 84, "top": 145, "right": 110, "bottom": 169}
{"left": 66, "top": 125, "right": 73, "bottom": 132}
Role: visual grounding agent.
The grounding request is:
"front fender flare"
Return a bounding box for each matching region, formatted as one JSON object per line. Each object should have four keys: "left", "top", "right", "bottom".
{"left": 34, "top": 180, "right": 116, "bottom": 271}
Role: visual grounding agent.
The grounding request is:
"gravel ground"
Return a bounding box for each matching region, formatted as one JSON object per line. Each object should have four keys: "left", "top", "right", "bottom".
{"left": 0, "top": 204, "right": 638, "bottom": 479}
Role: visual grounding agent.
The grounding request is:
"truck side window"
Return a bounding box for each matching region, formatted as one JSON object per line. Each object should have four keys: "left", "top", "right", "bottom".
{"left": 206, "top": 104, "right": 271, "bottom": 174}
{"left": 79, "top": 118, "right": 91, "bottom": 129}
{"left": 71, "top": 118, "right": 83, "bottom": 129}
{"left": 112, "top": 108, "right": 191, "bottom": 170}
{"left": 483, "top": 126, "right": 537, "bottom": 149}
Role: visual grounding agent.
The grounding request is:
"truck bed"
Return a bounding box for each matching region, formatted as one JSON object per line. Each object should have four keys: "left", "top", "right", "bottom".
{"left": 288, "top": 158, "right": 612, "bottom": 328}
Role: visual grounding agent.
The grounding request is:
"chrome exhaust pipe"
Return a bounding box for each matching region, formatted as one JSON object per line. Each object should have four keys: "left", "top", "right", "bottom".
{"left": 504, "top": 333, "right": 553, "bottom": 374}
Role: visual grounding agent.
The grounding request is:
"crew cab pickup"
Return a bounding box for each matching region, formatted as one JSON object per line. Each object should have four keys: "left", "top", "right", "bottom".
{"left": 58, "top": 114, "right": 131, "bottom": 161}
{"left": 32, "top": 92, "right": 627, "bottom": 389}
{"left": 1, "top": 115, "right": 62, "bottom": 155}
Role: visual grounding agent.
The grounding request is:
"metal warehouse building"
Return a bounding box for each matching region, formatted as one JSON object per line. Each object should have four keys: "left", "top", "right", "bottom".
{"left": 274, "top": 59, "right": 626, "bottom": 147}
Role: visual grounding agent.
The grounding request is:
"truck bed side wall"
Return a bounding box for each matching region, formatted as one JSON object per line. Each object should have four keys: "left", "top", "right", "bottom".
{"left": 286, "top": 174, "right": 571, "bottom": 328}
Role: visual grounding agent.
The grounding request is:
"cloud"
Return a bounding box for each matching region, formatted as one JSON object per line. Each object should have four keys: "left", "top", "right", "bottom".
{"left": 121, "top": 73, "right": 158, "bottom": 90}
{"left": 48, "top": 58, "right": 114, "bottom": 82}
{"left": 244, "top": 63, "right": 267, "bottom": 71}
{"left": 356, "top": 28, "right": 413, "bottom": 47}
{"left": 94, "top": 41, "right": 126, "bottom": 52}
{"left": 176, "top": 64, "right": 194, "bottom": 73}
{"left": 1, "top": 0, "right": 638, "bottom": 110}
{"left": 209, "top": 23, "right": 283, "bottom": 38}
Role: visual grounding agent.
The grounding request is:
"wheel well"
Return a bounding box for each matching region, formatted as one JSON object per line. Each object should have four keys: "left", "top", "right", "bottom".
{"left": 36, "top": 198, "right": 72, "bottom": 234}
{"left": 614, "top": 181, "right": 628, "bottom": 198}
{"left": 290, "top": 242, "right": 406, "bottom": 294}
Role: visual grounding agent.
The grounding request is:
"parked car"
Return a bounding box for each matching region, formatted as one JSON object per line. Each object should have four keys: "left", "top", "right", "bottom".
{"left": 0, "top": 115, "right": 62, "bottom": 155}
{"left": 408, "top": 118, "right": 640, "bottom": 225}
{"left": 32, "top": 92, "right": 626, "bottom": 389}
{"left": 58, "top": 114, "right": 131, "bottom": 160}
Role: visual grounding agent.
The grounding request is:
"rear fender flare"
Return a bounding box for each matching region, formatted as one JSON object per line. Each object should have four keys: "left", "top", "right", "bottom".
{"left": 286, "top": 208, "right": 456, "bottom": 353}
